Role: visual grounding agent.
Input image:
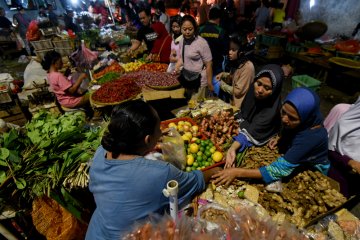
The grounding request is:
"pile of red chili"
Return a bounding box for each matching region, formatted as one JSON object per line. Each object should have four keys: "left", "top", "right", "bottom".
{"left": 92, "top": 78, "right": 141, "bottom": 103}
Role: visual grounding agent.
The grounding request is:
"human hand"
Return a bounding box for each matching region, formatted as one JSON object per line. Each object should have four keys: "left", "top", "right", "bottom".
{"left": 208, "top": 83, "right": 214, "bottom": 92}
{"left": 215, "top": 73, "right": 223, "bottom": 81}
{"left": 268, "top": 136, "right": 279, "bottom": 150}
{"left": 211, "top": 168, "right": 239, "bottom": 187}
{"left": 224, "top": 147, "right": 236, "bottom": 169}
{"left": 349, "top": 160, "right": 360, "bottom": 174}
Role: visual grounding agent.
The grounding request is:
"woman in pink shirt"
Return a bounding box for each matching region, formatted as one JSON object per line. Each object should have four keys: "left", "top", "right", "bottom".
{"left": 41, "top": 51, "right": 89, "bottom": 109}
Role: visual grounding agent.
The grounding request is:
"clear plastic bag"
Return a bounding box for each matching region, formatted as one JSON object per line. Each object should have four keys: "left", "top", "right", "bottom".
{"left": 160, "top": 127, "right": 186, "bottom": 170}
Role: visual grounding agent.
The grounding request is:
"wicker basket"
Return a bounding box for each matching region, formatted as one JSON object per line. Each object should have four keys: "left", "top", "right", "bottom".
{"left": 31, "top": 39, "right": 53, "bottom": 50}
{"left": 53, "top": 39, "right": 73, "bottom": 49}
{"left": 55, "top": 47, "right": 74, "bottom": 57}
{"left": 35, "top": 48, "right": 54, "bottom": 60}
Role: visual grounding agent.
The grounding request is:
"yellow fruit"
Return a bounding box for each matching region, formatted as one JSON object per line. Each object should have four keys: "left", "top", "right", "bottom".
{"left": 184, "top": 132, "right": 192, "bottom": 139}
{"left": 189, "top": 143, "right": 199, "bottom": 154}
{"left": 177, "top": 125, "right": 184, "bottom": 133}
{"left": 182, "top": 135, "right": 190, "bottom": 142}
{"left": 212, "top": 151, "right": 223, "bottom": 162}
{"left": 183, "top": 125, "right": 190, "bottom": 132}
{"left": 177, "top": 121, "right": 185, "bottom": 126}
{"left": 186, "top": 155, "right": 194, "bottom": 166}
{"left": 168, "top": 122, "right": 177, "bottom": 128}
{"left": 184, "top": 121, "right": 192, "bottom": 127}
{"left": 191, "top": 125, "right": 199, "bottom": 133}
{"left": 191, "top": 137, "right": 198, "bottom": 143}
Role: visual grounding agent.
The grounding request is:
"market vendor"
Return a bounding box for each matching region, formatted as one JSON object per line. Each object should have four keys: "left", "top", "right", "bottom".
{"left": 146, "top": 21, "right": 172, "bottom": 63}
{"left": 41, "top": 51, "right": 90, "bottom": 110}
{"left": 85, "top": 100, "right": 220, "bottom": 239}
{"left": 214, "top": 87, "right": 330, "bottom": 187}
{"left": 214, "top": 33, "right": 255, "bottom": 108}
{"left": 224, "top": 64, "right": 283, "bottom": 169}
{"left": 328, "top": 96, "right": 360, "bottom": 197}
{"left": 128, "top": 7, "right": 157, "bottom": 53}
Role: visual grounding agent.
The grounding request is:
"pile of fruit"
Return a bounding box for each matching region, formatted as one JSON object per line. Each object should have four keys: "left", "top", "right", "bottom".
{"left": 121, "top": 61, "right": 145, "bottom": 72}
{"left": 165, "top": 119, "right": 201, "bottom": 142}
{"left": 185, "top": 139, "right": 224, "bottom": 172}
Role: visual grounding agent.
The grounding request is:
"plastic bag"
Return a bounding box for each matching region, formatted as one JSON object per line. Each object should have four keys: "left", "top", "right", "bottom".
{"left": 26, "top": 20, "right": 40, "bottom": 41}
{"left": 160, "top": 127, "right": 186, "bottom": 170}
{"left": 70, "top": 41, "right": 98, "bottom": 69}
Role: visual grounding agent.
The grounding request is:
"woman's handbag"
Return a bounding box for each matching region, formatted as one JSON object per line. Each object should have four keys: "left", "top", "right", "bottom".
{"left": 178, "top": 41, "right": 201, "bottom": 89}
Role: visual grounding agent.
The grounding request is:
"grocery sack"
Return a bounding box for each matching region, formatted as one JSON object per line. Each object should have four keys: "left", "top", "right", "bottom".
{"left": 161, "top": 127, "right": 186, "bottom": 170}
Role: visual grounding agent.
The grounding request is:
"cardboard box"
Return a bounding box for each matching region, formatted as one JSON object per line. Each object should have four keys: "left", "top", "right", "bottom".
{"left": 142, "top": 88, "right": 185, "bottom": 101}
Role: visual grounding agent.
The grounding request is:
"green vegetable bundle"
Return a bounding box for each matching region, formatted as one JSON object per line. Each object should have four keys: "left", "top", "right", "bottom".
{"left": 97, "top": 72, "right": 120, "bottom": 85}
{"left": 0, "top": 110, "right": 107, "bottom": 209}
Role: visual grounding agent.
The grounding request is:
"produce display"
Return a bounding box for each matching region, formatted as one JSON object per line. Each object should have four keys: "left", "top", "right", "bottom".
{"left": 96, "top": 72, "right": 120, "bottom": 85}
{"left": 199, "top": 111, "right": 239, "bottom": 151}
{"left": 91, "top": 78, "right": 141, "bottom": 104}
{"left": 259, "top": 170, "right": 347, "bottom": 228}
{"left": 237, "top": 145, "right": 280, "bottom": 168}
{"left": 0, "top": 111, "right": 104, "bottom": 206}
{"left": 118, "top": 70, "right": 180, "bottom": 89}
{"left": 121, "top": 61, "right": 145, "bottom": 72}
{"left": 185, "top": 139, "right": 224, "bottom": 172}
{"left": 92, "top": 62, "right": 125, "bottom": 80}
{"left": 138, "top": 63, "right": 168, "bottom": 72}
{"left": 161, "top": 118, "right": 201, "bottom": 140}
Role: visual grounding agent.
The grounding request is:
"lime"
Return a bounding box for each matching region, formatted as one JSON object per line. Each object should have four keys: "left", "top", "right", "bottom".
{"left": 195, "top": 139, "right": 201, "bottom": 144}
{"left": 200, "top": 147, "right": 205, "bottom": 153}
{"left": 201, "top": 166, "right": 206, "bottom": 169}
{"left": 206, "top": 145, "right": 211, "bottom": 150}
{"left": 208, "top": 142, "right": 214, "bottom": 147}
{"left": 186, "top": 167, "right": 192, "bottom": 172}
{"left": 197, "top": 151, "right": 203, "bottom": 156}
{"left": 193, "top": 162, "right": 198, "bottom": 167}
{"left": 205, "top": 162, "right": 210, "bottom": 167}
{"left": 237, "top": 191, "right": 245, "bottom": 199}
{"left": 210, "top": 148, "right": 216, "bottom": 154}
{"left": 205, "top": 150, "right": 212, "bottom": 157}
{"left": 191, "top": 166, "right": 197, "bottom": 170}
{"left": 197, "top": 167, "right": 202, "bottom": 170}
{"left": 196, "top": 155, "right": 203, "bottom": 162}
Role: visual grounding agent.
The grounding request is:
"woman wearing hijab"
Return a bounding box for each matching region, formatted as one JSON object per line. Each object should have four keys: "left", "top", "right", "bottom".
{"left": 224, "top": 64, "right": 283, "bottom": 169}
{"left": 214, "top": 33, "right": 255, "bottom": 108}
{"left": 328, "top": 97, "right": 360, "bottom": 197}
{"left": 147, "top": 22, "right": 172, "bottom": 64}
{"left": 214, "top": 87, "right": 330, "bottom": 186}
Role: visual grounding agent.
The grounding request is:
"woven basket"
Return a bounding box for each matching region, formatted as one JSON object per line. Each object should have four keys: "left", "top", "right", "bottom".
{"left": 31, "top": 39, "right": 53, "bottom": 50}
{"left": 146, "top": 83, "right": 181, "bottom": 90}
{"left": 55, "top": 47, "right": 74, "bottom": 57}
{"left": 35, "top": 48, "right": 54, "bottom": 60}
{"left": 53, "top": 39, "right": 73, "bottom": 49}
{"left": 90, "top": 92, "right": 140, "bottom": 107}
